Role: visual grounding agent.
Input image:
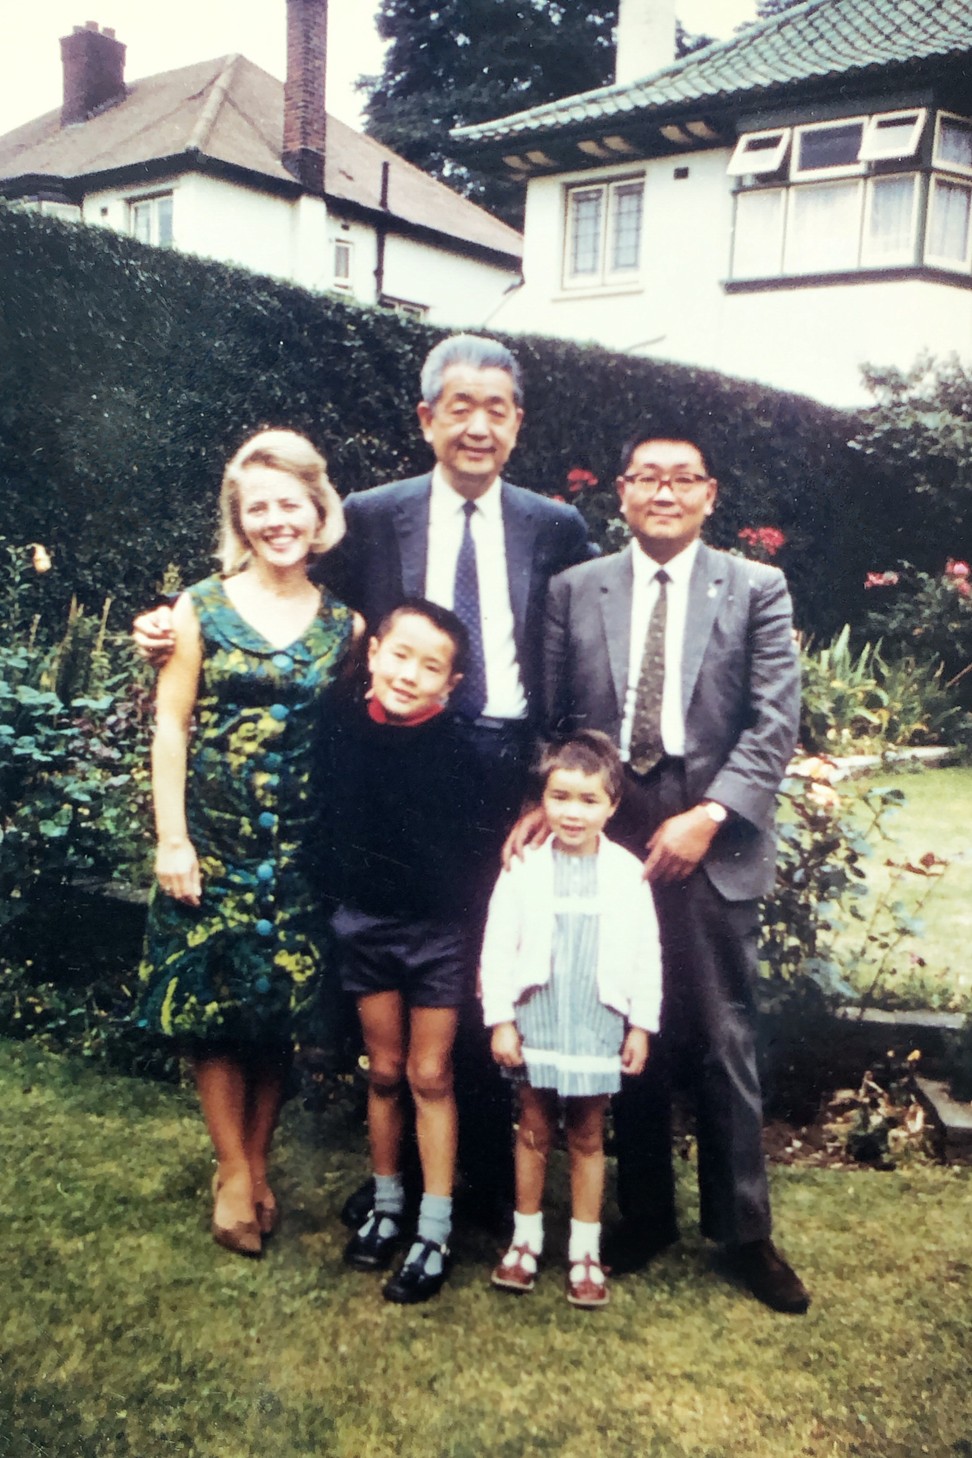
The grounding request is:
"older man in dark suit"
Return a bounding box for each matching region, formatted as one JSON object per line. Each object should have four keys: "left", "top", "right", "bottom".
{"left": 542, "top": 428, "right": 809, "bottom": 1314}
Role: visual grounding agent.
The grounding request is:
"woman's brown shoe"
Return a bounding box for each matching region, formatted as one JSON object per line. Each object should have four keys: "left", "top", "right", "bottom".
{"left": 211, "top": 1172, "right": 262, "bottom": 1257}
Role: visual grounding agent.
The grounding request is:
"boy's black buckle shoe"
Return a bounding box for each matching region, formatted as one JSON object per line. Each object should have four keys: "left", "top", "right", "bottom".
{"left": 343, "top": 1212, "right": 402, "bottom": 1271}
{"left": 383, "top": 1238, "right": 451, "bottom": 1304}
{"left": 340, "top": 1178, "right": 375, "bottom": 1230}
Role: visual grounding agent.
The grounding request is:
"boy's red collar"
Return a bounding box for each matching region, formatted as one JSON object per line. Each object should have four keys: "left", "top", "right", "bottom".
{"left": 367, "top": 697, "right": 446, "bottom": 728}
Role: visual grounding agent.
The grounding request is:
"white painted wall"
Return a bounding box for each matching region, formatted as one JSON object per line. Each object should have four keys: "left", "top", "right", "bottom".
{"left": 382, "top": 232, "right": 521, "bottom": 326}
{"left": 77, "top": 170, "right": 517, "bottom": 327}
{"left": 497, "top": 149, "right": 972, "bottom": 407}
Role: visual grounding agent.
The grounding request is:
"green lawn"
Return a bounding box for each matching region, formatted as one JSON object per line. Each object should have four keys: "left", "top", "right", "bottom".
{"left": 843, "top": 763, "right": 972, "bottom": 1008}
{"left": 2, "top": 1039, "right": 971, "bottom": 1458}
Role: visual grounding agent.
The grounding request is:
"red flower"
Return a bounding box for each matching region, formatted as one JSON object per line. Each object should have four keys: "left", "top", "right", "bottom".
{"left": 566, "top": 467, "right": 598, "bottom": 494}
{"left": 945, "top": 558, "right": 970, "bottom": 578}
{"left": 864, "top": 570, "right": 900, "bottom": 589}
{"left": 738, "top": 525, "right": 785, "bottom": 558}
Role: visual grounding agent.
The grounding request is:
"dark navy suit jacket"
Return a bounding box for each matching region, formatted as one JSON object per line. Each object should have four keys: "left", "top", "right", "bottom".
{"left": 319, "top": 472, "right": 595, "bottom": 719}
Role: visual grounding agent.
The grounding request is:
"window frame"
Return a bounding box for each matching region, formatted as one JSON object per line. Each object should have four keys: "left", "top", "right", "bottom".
{"left": 791, "top": 116, "right": 867, "bottom": 181}
{"left": 562, "top": 173, "right": 645, "bottom": 290}
{"left": 858, "top": 108, "right": 927, "bottom": 163}
{"left": 924, "top": 173, "right": 972, "bottom": 272}
{"left": 727, "top": 127, "right": 792, "bottom": 178}
{"left": 333, "top": 238, "right": 353, "bottom": 289}
{"left": 933, "top": 111, "right": 972, "bottom": 179}
{"left": 129, "top": 191, "right": 173, "bottom": 248}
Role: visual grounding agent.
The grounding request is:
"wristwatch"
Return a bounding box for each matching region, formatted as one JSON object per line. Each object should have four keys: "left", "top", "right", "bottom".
{"left": 702, "top": 801, "right": 728, "bottom": 825}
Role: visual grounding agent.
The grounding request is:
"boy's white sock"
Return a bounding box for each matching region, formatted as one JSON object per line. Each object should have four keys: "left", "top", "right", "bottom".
{"left": 569, "top": 1219, "right": 604, "bottom": 1283}
{"left": 502, "top": 1210, "right": 543, "bottom": 1273}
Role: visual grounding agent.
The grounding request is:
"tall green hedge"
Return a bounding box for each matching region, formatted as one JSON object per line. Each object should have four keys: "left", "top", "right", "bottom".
{"left": 0, "top": 205, "right": 900, "bottom": 635}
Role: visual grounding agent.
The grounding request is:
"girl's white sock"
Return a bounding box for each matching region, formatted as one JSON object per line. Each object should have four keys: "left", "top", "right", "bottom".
{"left": 502, "top": 1210, "right": 544, "bottom": 1273}
{"left": 569, "top": 1219, "right": 604, "bottom": 1282}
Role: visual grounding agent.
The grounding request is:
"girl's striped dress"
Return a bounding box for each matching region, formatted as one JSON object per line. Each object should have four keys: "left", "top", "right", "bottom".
{"left": 515, "top": 846, "right": 625, "bottom": 1097}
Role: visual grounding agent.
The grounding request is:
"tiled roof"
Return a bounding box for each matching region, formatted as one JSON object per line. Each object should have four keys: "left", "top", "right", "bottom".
{"left": 0, "top": 54, "right": 522, "bottom": 261}
{"left": 453, "top": 0, "right": 972, "bottom": 147}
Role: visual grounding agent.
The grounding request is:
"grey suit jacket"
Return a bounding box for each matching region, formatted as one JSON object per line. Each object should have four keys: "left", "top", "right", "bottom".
{"left": 543, "top": 542, "right": 800, "bottom": 901}
{"left": 321, "top": 472, "right": 594, "bottom": 717}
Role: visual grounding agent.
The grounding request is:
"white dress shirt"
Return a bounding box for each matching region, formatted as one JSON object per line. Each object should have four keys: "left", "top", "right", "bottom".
{"left": 424, "top": 467, "right": 527, "bottom": 721}
{"left": 619, "top": 537, "right": 701, "bottom": 761}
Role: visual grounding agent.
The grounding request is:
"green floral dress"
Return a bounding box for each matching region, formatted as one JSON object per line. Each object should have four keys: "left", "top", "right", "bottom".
{"left": 137, "top": 575, "right": 354, "bottom": 1048}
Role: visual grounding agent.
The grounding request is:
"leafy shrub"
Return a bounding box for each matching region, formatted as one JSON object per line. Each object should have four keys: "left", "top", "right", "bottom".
{"left": 0, "top": 537, "right": 153, "bottom": 928}
{"left": 862, "top": 559, "right": 972, "bottom": 710}
{"left": 799, "top": 625, "right": 968, "bottom": 752}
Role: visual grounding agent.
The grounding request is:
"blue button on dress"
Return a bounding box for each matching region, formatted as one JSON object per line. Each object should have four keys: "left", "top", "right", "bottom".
{"left": 138, "top": 574, "right": 353, "bottom": 1047}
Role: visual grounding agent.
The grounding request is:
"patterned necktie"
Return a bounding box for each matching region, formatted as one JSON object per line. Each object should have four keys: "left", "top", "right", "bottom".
{"left": 629, "top": 568, "right": 670, "bottom": 775}
{"left": 450, "top": 500, "right": 487, "bottom": 720}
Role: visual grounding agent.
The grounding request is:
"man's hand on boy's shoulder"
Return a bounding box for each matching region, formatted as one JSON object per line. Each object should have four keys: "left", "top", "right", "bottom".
{"left": 500, "top": 806, "right": 549, "bottom": 869}
{"left": 133, "top": 604, "right": 177, "bottom": 667}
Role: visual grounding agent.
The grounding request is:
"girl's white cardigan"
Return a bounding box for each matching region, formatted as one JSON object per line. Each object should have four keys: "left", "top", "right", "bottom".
{"left": 479, "top": 837, "right": 662, "bottom": 1033}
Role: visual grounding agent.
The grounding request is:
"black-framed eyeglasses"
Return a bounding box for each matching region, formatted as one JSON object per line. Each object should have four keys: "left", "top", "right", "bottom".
{"left": 619, "top": 472, "right": 710, "bottom": 496}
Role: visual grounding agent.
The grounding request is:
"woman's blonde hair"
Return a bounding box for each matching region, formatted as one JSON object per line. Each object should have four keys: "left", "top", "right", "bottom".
{"left": 217, "top": 428, "right": 346, "bottom": 572}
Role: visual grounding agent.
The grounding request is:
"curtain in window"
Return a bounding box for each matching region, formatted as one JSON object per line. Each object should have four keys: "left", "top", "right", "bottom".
{"left": 785, "top": 182, "right": 861, "bottom": 272}
{"left": 731, "top": 189, "right": 785, "bottom": 278}
{"left": 928, "top": 179, "right": 972, "bottom": 264}
{"left": 864, "top": 175, "right": 916, "bottom": 261}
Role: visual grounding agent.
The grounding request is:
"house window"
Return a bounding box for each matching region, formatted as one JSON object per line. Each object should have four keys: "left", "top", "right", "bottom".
{"left": 130, "top": 194, "right": 173, "bottom": 247}
{"left": 727, "top": 128, "right": 791, "bottom": 178}
{"left": 792, "top": 118, "right": 866, "bottom": 180}
{"left": 784, "top": 180, "right": 863, "bottom": 273}
{"left": 333, "top": 239, "right": 353, "bottom": 288}
{"left": 563, "top": 177, "right": 644, "bottom": 287}
{"left": 861, "top": 174, "right": 919, "bottom": 264}
{"left": 731, "top": 188, "right": 785, "bottom": 277}
{"left": 859, "top": 109, "right": 926, "bottom": 163}
{"left": 926, "top": 176, "right": 972, "bottom": 269}
{"left": 729, "top": 108, "right": 972, "bottom": 284}
{"left": 380, "top": 295, "right": 428, "bottom": 320}
{"left": 934, "top": 113, "right": 972, "bottom": 176}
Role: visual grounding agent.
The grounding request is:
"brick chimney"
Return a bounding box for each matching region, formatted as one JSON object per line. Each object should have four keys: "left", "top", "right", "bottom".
{"left": 60, "top": 21, "right": 126, "bottom": 126}
{"left": 283, "top": 0, "right": 327, "bottom": 194}
{"left": 615, "top": 0, "right": 676, "bottom": 85}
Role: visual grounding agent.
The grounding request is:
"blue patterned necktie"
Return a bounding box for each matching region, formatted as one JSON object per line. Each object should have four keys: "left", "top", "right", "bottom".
{"left": 629, "top": 568, "right": 670, "bottom": 775}
{"left": 450, "top": 500, "right": 487, "bottom": 720}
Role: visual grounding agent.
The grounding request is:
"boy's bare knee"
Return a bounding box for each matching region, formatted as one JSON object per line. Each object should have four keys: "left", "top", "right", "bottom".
{"left": 369, "top": 1056, "right": 406, "bottom": 1097}
{"left": 407, "top": 1059, "right": 453, "bottom": 1104}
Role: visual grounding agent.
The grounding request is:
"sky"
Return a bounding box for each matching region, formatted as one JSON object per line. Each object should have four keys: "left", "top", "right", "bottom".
{"left": 0, "top": 1, "right": 758, "bottom": 138}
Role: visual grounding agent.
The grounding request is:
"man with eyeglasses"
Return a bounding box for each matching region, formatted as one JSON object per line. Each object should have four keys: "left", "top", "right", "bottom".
{"left": 538, "top": 429, "right": 809, "bottom": 1314}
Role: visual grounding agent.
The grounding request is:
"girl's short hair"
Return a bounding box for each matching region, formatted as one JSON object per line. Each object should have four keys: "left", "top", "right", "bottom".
{"left": 535, "top": 730, "right": 624, "bottom": 804}
{"left": 217, "top": 428, "right": 346, "bottom": 573}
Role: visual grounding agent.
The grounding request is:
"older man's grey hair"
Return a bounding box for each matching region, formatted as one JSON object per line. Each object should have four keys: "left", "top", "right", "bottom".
{"left": 420, "top": 334, "right": 524, "bottom": 408}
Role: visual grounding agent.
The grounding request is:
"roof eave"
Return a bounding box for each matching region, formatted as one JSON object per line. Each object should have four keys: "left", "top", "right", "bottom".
{"left": 452, "top": 52, "right": 970, "bottom": 175}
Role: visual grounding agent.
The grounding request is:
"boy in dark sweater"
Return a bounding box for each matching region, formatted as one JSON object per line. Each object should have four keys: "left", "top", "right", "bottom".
{"left": 320, "top": 598, "right": 486, "bottom": 1305}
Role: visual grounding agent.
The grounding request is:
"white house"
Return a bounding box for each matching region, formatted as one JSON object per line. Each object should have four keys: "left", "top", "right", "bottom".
{"left": 0, "top": 1, "right": 523, "bottom": 328}
{"left": 453, "top": 0, "right": 972, "bottom": 406}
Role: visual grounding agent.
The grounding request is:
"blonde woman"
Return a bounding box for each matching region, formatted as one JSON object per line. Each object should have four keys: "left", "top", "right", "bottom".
{"left": 137, "top": 430, "right": 361, "bottom": 1256}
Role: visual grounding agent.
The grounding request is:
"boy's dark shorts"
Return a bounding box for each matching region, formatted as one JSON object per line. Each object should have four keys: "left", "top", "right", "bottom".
{"left": 330, "top": 905, "right": 474, "bottom": 1009}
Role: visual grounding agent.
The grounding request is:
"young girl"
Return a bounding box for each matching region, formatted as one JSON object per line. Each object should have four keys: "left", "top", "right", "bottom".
{"left": 137, "top": 429, "right": 361, "bottom": 1257}
{"left": 479, "top": 730, "right": 662, "bottom": 1307}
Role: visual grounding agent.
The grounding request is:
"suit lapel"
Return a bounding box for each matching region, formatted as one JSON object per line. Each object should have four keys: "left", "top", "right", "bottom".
{"left": 394, "top": 475, "right": 432, "bottom": 596}
{"left": 501, "top": 481, "right": 538, "bottom": 650}
{"left": 599, "top": 549, "right": 635, "bottom": 713}
{"left": 682, "top": 543, "right": 727, "bottom": 712}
